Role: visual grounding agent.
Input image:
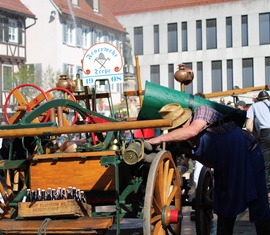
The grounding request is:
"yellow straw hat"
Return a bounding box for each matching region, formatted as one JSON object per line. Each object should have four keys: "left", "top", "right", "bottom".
{"left": 159, "top": 103, "right": 192, "bottom": 130}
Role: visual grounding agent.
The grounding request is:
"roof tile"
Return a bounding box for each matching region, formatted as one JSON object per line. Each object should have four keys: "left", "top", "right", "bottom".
{"left": 52, "top": 0, "right": 125, "bottom": 32}
{"left": 106, "top": 0, "right": 240, "bottom": 15}
{"left": 0, "top": 0, "right": 35, "bottom": 18}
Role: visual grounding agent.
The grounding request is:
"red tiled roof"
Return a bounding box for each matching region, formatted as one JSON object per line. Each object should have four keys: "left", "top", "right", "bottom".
{"left": 0, "top": 0, "right": 35, "bottom": 18}
{"left": 52, "top": 0, "right": 125, "bottom": 32}
{"left": 106, "top": 0, "right": 241, "bottom": 15}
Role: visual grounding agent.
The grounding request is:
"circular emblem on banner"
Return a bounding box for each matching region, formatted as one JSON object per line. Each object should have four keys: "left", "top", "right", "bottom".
{"left": 81, "top": 42, "right": 124, "bottom": 86}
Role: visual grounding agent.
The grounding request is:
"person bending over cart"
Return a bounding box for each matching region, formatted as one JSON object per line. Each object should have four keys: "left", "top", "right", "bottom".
{"left": 148, "top": 103, "right": 270, "bottom": 235}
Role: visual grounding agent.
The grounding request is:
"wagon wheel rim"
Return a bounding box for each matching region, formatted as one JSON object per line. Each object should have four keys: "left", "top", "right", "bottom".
{"left": 46, "top": 87, "right": 78, "bottom": 126}
{"left": 143, "top": 150, "right": 182, "bottom": 235}
{"left": 4, "top": 83, "right": 50, "bottom": 124}
{"left": 195, "top": 166, "right": 214, "bottom": 235}
{"left": 0, "top": 168, "right": 27, "bottom": 219}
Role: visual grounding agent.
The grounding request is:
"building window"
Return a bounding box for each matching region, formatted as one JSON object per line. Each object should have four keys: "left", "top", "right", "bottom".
{"left": 109, "top": 34, "right": 114, "bottom": 45}
{"left": 66, "top": 22, "right": 75, "bottom": 45}
{"left": 134, "top": 26, "right": 143, "bottom": 55}
{"left": 168, "top": 23, "right": 178, "bottom": 53}
{"left": 168, "top": 64, "right": 174, "bottom": 89}
{"left": 63, "top": 63, "right": 75, "bottom": 78}
{"left": 197, "top": 62, "right": 203, "bottom": 93}
{"left": 227, "top": 60, "right": 233, "bottom": 90}
{"left": 212, "top": 61, "right": 222, "bottom": 92}
{"left": 96, "top": 30, "right": 103, "bottom": 42}
{"left": 226, "top": 17, "right": 232, "bottom": 48}
{"left": 242, "top": 15, "right": 248, "bottom": 46}
{"left": 183, "top": 63, "right": 193, "bottom": 94}
{"left": 265, "top": 57, "right": 270, "bottom": 85}
{"left": 82, "top": 27, "right": 90, "bottom": 49}
{"left": 88, "top": 0, "right": 100, "bottom": 13}
{"left": 260, "top": 13, "right": 270, "bottom": 45}
{"left": 2, "top": 65, "right": 13, "bottom": 91}
{"left": 71, "top": 0, "right": 79, "bottom": 6}
{"left": 8, "top": 19, "right": 18, "bottom": 43}
{"left": 182, "top": 22, "right": 188, "bottom": 51}
{"left": 154, "top": 25, "right": 159, "bottom": 54}
{"left": 196, "top": 20, "right": 202, "bottom": 50}
{"left": 242, "top": 58, "right": 253, "bottom": 88}
{"left": 150, "top": 65, "right": 160, "bottom": 85}
{"left": 206, "top": 19, "right": 217, "bottom": 49}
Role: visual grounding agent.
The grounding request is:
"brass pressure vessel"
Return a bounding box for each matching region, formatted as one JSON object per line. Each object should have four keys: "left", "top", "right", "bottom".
{"left": 123, "top": 140, "right": 143, "bottom": 165}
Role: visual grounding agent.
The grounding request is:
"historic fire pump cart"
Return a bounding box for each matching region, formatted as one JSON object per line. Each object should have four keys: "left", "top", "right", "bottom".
{"left": 0, "top": 44, "right": 246, "bottom": 234}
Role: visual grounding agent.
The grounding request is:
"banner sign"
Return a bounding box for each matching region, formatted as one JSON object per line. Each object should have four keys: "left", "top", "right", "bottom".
{"left": 81, "top": 42, "right": 124, "bottom": 86}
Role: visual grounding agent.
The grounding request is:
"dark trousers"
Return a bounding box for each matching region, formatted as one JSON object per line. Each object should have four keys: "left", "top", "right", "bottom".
{"left": 259, "top": 128, "right": 270, "bottom": 189}
{"left": 217, "top": 216, "right": 270, "bottom": 235}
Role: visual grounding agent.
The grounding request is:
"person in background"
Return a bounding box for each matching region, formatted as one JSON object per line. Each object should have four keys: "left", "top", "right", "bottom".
{"left": 235, "top": 100, "right": 246, "bottom": 110}
{"left": 246, "top": 90, "right": 270, "bottom": 195}
{"left": 149, "top": 103, "right": 270, "bottom": 235}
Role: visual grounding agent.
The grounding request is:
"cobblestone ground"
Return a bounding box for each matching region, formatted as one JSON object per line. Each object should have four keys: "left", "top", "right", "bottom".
{"left": 104, "top": 207, "right": 257, "bottom": 235}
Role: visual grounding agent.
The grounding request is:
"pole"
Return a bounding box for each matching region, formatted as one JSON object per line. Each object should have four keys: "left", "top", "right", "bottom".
{"left": 135, "top": 56, "right": 143, "bottom": 108}
{"left": 0, "top": 119, "right": 172, "bottom": 138}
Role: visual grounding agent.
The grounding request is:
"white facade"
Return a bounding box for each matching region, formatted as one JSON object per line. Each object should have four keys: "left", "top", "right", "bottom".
{"left": 114, "top": 0, "right": 270, "bottom": 103}
{"left": 21, "top": 0, "right": 125, "bottom": 95}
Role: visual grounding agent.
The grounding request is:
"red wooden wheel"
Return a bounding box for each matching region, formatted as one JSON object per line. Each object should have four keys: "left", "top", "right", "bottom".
{"left": 4, "top": 84, "right": 49, "bottom": 124}
{"left": 46, "top": 87, "right": 78, "bottom": 126}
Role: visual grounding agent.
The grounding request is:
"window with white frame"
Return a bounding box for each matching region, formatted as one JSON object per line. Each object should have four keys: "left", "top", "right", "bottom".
{"left": 63, "top": 63, "right": 75, "bottom": 78}
{"left": 71, "top": 0, "right": 79, "bottom": 6}
{"left": 109, "top": 34, "right": 114, "bottom": 45}
{"left": 212, "top": 61, "right": 222, "bottom": 92}
{"left": 150, "top": 65, "right": 160, "bottom": 85}
{"left": 242, "top": 58, "right": 253, "bottom": 88}
{"left": 242, "top": 15, "right": 248, "bottom": 47}
{"left": 82, "top": 27, "right": 90, "bottom": 49}
{"left": 168, "top": 23, "right": 178, "bottom": 53}
{"left": 96, "top": 30, "right": 103, "bottom": 43}
{"left": 168, "top": 64, "right": 174, "bottom": 89}
{"left": 260, "top": 13, "right": 270, "bottom": 45}
{"left": 196, "top": 20, "right": 202, "bottom": 50}
{"left": 182, "top": 22, "right": 188, "bottom": 52}
{"left": 207, "top": 19, "right": 217, "bottom": 49}
{"left": 92, "top": 0, "right": 100, "bottom": 13}
{"left": 67, "top": 22, "right": 75, "bottom": 45}
{"left": 134, "top": 26, "right": 143, "bottom": 55}
{"left": 197, "top": 62, "right": 203, "bottom": 93}
{"left": 9, "top": 19, "right": 18, "bottom": 43}
{"left": 266, "top": 57, "right": 270, "bottom": 85}
{"left": 183, "top": 63, "right": 193, "bottom": 94}
{"left": 227, "top": 60, "right": 233, "bottom": 90}
{"left": 154, "top": 25, "right": 159, "bottom": 54}
{"left": 226, "top": 17, "right": 233, "bottom": 48}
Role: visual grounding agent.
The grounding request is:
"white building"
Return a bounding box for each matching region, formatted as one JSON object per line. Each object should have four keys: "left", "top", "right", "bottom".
{"left": 107, "top": 0, "right": 270, "bottom": 104}
{"left": 21, "top": 0, "right": 126, "bottom": 90}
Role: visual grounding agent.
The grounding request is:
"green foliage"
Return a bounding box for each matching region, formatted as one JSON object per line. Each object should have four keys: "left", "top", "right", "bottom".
{"left": 4, "top": 65, "right": 35, "bottom": 90}
{"left": 41, "top": 65, "right": 61, "bottom": 90}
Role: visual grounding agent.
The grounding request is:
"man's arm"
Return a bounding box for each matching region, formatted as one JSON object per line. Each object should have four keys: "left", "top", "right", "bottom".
{"left": 148, "top": 119, "right": 207, "bottom": 145}
{"left": 246, "top": 118, "right": 259, "bottom": 139}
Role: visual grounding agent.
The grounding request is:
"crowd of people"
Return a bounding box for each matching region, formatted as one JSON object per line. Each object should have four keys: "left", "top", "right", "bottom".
{"left": 148, "top": 89, "right": 270, "bottom": 235}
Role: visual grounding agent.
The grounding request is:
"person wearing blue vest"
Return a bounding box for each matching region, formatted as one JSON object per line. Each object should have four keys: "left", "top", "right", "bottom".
{"left": 246, "top": 90, "right": 270, "bottom": 193}
{"left": 149, "top": 103, "right": 270, "bottom": 235}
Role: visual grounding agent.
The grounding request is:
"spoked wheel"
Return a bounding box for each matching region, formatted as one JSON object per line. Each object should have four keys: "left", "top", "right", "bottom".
{"left": 4, "top": 84, "right": 50, "bottom": 124}
{"left": 46, "top": 87, "right": 78, "bottom": 126}
{"left": 195, "top": 166, "right": 214, "bottom": 235}
{"left": 143, "top": 150, "right": 182, "bottom": 235}
{"left": 0, "top": 167, "right": 27, "bottom": 219}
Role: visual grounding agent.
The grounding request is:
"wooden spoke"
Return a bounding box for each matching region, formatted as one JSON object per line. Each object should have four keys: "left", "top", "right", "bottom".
{"left": 4, "top": 84, "right": 49, "bottom": 124}
{"left": 143, "top": 151, "right": 182, "bottom": 235}
{"left": 0, "top": 168, "right": 27, "bottom": 219}
{"left": 45, "top": 87, "right": 78, "bottom": 126}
